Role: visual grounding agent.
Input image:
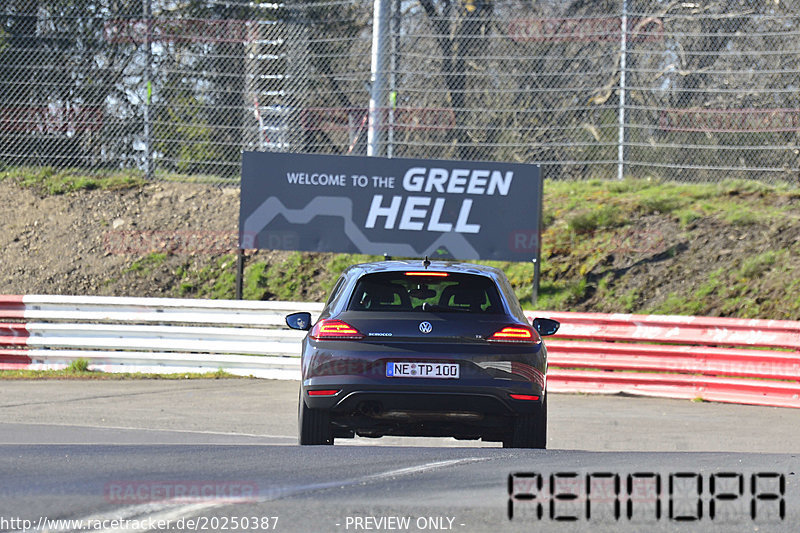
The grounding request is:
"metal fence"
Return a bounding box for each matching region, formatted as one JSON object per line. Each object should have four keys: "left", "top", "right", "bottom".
{"left": 2, "top": 0, "right": 799, "bottom": 184}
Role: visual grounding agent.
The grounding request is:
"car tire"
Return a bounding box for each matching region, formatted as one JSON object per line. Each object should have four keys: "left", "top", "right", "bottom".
{"left": 298, "top": 391, "right": 333, "bottom": 445}
{"left": 503, "top": 395, "right": 547, "bottom": 449}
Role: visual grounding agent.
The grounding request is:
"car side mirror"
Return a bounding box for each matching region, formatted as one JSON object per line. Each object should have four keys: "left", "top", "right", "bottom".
{"left": 532, "top": 317, "right": 560, "bottom": 337}
{"left": 286, "top": 312, "right": 312, "bottom": 331}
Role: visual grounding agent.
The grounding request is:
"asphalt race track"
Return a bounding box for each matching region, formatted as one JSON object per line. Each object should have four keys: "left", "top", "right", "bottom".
{"left": 0, "top": 380, "right": 798, "bottom": 533}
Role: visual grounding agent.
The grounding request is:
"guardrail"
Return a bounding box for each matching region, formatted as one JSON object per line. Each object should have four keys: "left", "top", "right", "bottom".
{"left": 2, "top": 295, "right": 799, "bottom": 408}
{"left": 535, "top": 311, "right": 800, "bottom": 409}
{"left": 0, "top": 295, "right": 319, "bottom": 379}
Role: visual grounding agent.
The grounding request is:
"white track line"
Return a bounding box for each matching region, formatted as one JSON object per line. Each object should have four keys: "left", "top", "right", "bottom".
{"left": 47, "top": 456, "right": 493, "bottom": 533}
{"left": 0, "top": 420, "right": 296, "bottom": 441}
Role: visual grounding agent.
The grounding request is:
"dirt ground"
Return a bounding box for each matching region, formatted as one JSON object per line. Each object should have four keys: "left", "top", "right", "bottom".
{"left": 0, "top": 180, "right": 240, "bottom": 296}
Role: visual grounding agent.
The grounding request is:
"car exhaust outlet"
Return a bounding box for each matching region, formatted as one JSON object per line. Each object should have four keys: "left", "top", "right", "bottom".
{"left": 358, "top": 401, "right": 383, "bottom": 417}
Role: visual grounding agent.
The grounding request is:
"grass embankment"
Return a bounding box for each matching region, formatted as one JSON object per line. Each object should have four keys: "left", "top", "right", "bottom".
{"left": 1, "top": 165, "right": 146, "bottom": 194}
{"left": 0, "top": 165, "right": 231, "bottom": 194}
{"left": 175, "top": 178, "right": 800, "bottom": 319}
{"left": 539, "top": 179, "right": 800, "bottom": 318}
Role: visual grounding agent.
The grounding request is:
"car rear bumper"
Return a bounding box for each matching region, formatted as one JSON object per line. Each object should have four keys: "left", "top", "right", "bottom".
{"left": 303, "top": 380, "right": 544, "bottom": 416}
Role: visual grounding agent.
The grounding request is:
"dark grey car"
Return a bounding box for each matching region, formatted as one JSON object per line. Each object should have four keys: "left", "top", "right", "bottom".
{"left": 286, "top": 260, "right": 559, "bottom": 448}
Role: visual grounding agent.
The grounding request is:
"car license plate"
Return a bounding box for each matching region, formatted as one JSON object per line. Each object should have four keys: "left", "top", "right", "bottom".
{"left": 386, "top": 362, "right": 460, "bottom": 379}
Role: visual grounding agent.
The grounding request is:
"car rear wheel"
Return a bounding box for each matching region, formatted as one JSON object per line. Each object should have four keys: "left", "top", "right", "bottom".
{"left": 503, "top": 395, "right": 547, "bottom": 449}
{"left": 298, "top": 392, "right": 333, "bottom": 445}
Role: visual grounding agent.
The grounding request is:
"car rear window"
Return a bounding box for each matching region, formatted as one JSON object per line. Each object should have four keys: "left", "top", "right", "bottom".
{"left": 347, "top": 272, "right": 504, "bottom": 313}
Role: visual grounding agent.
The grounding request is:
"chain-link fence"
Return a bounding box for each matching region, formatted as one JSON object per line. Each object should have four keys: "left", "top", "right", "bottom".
{"left": 2, "top": 0, "right": 799, "bottom": 184}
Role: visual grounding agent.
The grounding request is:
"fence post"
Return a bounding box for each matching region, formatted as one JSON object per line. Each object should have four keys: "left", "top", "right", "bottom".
{"left": 617, "top": 0, "right": 627, "bottom": 181}
{"left": 387, "top": 0, "right": 401, "bottom": 159}
{"left": 235, "top": 247, "right": 245, "bottom": 300}
{"left": 532, "top": 172, "right": 543, "bottom": 307}
{"left": 143, "top": 0, "right": 153, "bottom": 180}
{"left": 367, "top": 0, "right": 390, "bottom": 157}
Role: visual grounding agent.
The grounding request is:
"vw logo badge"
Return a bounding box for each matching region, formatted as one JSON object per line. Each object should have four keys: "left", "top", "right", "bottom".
{"left": 419, "top": 321, "right": 433, "bottom": 334}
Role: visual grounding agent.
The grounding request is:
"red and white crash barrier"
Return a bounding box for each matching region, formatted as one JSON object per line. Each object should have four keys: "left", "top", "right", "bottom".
{"left": 527, "top": 311, "right": 800, "bottom": 409}
{"left": 2, "top": 295, "right": 799, "bottom": 408}
{"left": 0, "top": 295, "right": 318, "bottom": 379}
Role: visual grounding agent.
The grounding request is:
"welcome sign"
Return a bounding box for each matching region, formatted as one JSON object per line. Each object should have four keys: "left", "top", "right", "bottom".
{"left": 239, "top": 152, "right": 542, "bottom": 262}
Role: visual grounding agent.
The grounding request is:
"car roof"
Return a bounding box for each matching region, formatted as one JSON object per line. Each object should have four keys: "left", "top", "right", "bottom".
{"left": 343, "top": 260, "right": 505, "bottom": 279}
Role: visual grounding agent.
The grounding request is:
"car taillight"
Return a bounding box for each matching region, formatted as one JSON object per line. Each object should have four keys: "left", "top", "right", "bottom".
{"left": 487, "top": 325, "right": 538, "bottom": 343}
{"left": 307, "top": 389, "right": 341, "bottom": 396}
{"left": 405, "top": 271, "right": 449, "bottom": 277}
{"left": 310, "top": 319, "right": 364, "bottom": 340}
{"left": 509, "top": 393, "right": 540, "bottom": 401}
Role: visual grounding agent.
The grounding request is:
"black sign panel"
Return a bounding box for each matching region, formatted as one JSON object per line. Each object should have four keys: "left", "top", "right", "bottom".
{"left": 239, "top": 152, "right": 542, "bottom": 261}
